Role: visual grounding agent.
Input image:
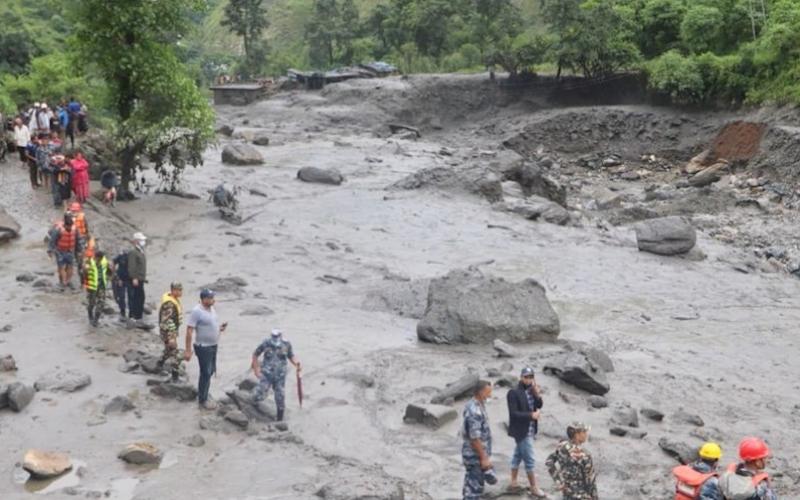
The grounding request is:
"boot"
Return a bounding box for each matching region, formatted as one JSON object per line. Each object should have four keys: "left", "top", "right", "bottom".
{"left": 276, "top": 408, "right": 284, "bottom": 422}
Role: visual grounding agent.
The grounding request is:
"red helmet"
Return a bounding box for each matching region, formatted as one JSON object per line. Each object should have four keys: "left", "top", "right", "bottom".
{"left": 69, "top": 202, "right": 81, "bottom": 212}
{"left": 739, "top": 437, "right": 770, "bottom": 461}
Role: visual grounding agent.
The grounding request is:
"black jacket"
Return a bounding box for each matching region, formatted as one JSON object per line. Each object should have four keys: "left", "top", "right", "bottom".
{"left": 506, "top": 382, "right": 544, "bottom": 442}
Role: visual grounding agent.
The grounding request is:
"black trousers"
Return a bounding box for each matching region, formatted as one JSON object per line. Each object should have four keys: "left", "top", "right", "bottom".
{"left": 127, "top": 282, "right": 145, "bottom": 319}
{"left": 113, "top": 280, "right": 127, "bottom": 316}
{"left": 195, "top": 344, "right": 217, "bottom": 404}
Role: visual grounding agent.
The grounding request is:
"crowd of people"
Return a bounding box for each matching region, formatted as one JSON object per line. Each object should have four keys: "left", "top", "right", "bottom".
{"left": 460, "top": 370, "right": 778, "bottom": 499}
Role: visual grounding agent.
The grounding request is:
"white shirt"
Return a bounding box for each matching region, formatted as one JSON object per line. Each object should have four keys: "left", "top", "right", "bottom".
{"left": 14, "top": 125, "right": 30, "bottom": 147}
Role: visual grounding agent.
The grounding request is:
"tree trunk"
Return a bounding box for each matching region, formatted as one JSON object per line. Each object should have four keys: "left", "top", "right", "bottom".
{"left": 119, "top": 146, "right": 137, "bottom": 199}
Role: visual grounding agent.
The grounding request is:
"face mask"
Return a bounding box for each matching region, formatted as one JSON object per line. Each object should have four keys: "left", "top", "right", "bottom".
{"left": 137, "top": 240, "right": 146, "bottom": 248}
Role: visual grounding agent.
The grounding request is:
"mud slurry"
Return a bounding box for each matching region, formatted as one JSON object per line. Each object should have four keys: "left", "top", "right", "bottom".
{"left": 2, "top": 74, "right": 800, "bottom": 499}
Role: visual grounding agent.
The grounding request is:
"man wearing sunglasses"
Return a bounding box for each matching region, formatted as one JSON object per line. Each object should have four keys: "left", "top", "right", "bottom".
{"left": 507, "top": 367, "right": 547, "bottom": 497}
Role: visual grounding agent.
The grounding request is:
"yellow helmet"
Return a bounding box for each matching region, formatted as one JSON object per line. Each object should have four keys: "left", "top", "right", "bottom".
{"left": 699, "top": 442, "right": 722, "bottom": 460}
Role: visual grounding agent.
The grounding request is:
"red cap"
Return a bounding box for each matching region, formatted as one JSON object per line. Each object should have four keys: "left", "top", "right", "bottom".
{"left": 739, "top": 437, "right": 770, "bottom": 461}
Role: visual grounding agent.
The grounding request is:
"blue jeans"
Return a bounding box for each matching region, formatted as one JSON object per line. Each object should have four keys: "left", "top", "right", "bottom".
{"left": 194, "top": 344, "right": 217, "bottom": 404}
{"left": 510, "top": 436, "right": 536, "bottom": 472}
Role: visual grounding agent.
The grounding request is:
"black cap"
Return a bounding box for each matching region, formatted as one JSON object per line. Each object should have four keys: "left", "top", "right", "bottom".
{"left": 200, "top": 288, "right": 215, "bottom": 299}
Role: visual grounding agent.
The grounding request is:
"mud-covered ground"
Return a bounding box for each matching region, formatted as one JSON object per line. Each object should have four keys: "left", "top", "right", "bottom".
{"left": 2, "top": 74, "right": 800, "bottom": 499}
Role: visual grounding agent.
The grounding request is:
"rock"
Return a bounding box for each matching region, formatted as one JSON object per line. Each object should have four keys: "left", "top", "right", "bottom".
{"left": 123, "top": 349, "right": 145, "bottom": 363}
{"left": 659, "top": 437, "right": 697, "bottom": 464}
{"left": 274, "top": 422, "right": 289, "bottom": 432}
{"left": 118, "top": 361, "right": 139, "bottom": 373}
{"left": 403, "top": 403, "right": 458, "bottom": 429}
{"left": 16, "top": 272, "right": 36, "bottom": 282}
{"left": 32, "top": 278, "right": 49, "bottom": 288}
{"left": 185, "top": 434, "right": 205, "bottom": 447}
{"left": 492, "top": 339, "right": 517, "bottom": 358}
{"left": 148, "top": 380, "right": 198, "bottom": 402}
{"left": 388, "top": 123, "right": 421, "bottom": 137}
{"left": 502, "top": 162, "right": 567, "bottom": 206}
{"left": 611, "top": 406, "right": 639, "bottom": 428}
{"left": 634, "top": 216, "right": 696, "bottom": 256}
{"left": 227, "top": 389, "right": 276, "bottom": 422}
{"left": 0, "top": 207, "right": 22, "bottom": 244}
{"left": 543, "top": 352, "right": 610, "bottom": 395}
{"left": 34, "top": 370, "right": 91, "bottom": 392}
{"left": 430, "top": 372, "right": 480, "bottom": 405}
{"left": 0, "top": 384, "right": 8, "bottom": 409}
{"left": 587, "top": 395, "right": 608, "bottom": 409}
{"left": 104, "top": 395, "right": 135, "bottom": 414}
{"left": 201, "top": 276, "right": 248, "bottom": 293}
{"left": 297, "top": 166, "right": 344, "bottom": 186}
{"left": 640, "top": 408, "right": 664, "bottom": 422}
{"left": 232, "top": 130, "right": 254, "bottom": 142}
{"left": 316, "top": 481, "right": 406, "bottom": 500}
{"left": 486, "top": 368, "right": 501, "bottom": 377}
{"left": 221, "top": 144, "right": 264, "bottom": 166}
{"left": 672, "top": 409, "right": 705, "bottom": 427}
{"left": 495, "top": 375, "right": 517, "bottom": 388}
{"left": 609, "top": 426, "right": 628, "bottom": 437}
{"left": 118, "top": 442, "right": 163, "bottom": 465}
{"left": 504, "top": 196, "right": 570, "bottom": 225}
{"left": 8, "top": 382, "right": 35, "bottom": 411}
{"left": 199, "top": 416, "right": 224, "bottom": 431}
{"left": 139, "top": 355, "right": 162, "bottom": 374}
{"left": 215, "top": 124, "right": 234, "bottom": 137}
{"left": 611, "top": 427, "right": 646, "bottom": 439}
{"left": 0, "top": 354, "right": 17, "bottom": 371}
{"left": 417, "top": 268, "right": 560, "bottom": 344}
{"left": 238, "top": 377, "right": 259, "bottom": 392}
{"left": 685, "top": 150, "right": 712, "bottom": 174}
{"left": 240, "top": 305, "right": 274, "bottom": 317}
{"left": 224, "top": 409, "right": 249, "bottom": 429}
{"left": 252, "top": 133, "right": 270, "bottom": 146}
{"left": 566, "top": 342, "right": 616, "bottom": 373}
{"left": 23, "top": 450, "right": 72, "bottom": 479}
{"left": 690, "top": 161, "right": 728, "bottom": 187}
{"left": 389, "top": 166, "right": 503, "bottom": 203}
{"left": 500, "top": 362, "right": 513, "bottom": 372}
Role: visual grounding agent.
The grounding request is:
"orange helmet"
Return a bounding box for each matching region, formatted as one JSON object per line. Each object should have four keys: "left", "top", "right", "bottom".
{"left": 739, "top": 437, "right": 770, "bottom": 462}
{"left": 69, "top": 202, "right": 82, "bottom": 212}
{"left": 84, "top": 237, "right": 96, "bottom": 258}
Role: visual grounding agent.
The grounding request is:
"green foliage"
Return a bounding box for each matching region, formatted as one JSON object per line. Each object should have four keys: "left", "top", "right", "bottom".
{"left": 680, "top": 5, "right": 724, "bottom": 53}
{"left": 221, "top": 0, "right": 270, "bottom": 75}
{"left": 306, "top": 0, "right": 361, "bottom": 67}
{"left": 0, "top": 30, "right": 39, "bottom": 74}
{"left": 645, "top": 50, "right": 704, "bottom": 101}
{"left": 72, "top": 0, "right": 214, "bottom": 194}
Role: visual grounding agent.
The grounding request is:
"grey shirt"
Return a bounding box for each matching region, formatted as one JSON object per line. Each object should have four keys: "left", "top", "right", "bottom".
{"left": 187, "top": 304, "right": 220, "bottom": 346}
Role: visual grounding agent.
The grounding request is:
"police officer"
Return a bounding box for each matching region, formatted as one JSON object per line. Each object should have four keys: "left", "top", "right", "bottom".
{"left": 251, "top": 329, "right": 301, "bottom": 422}
{"left": 462, "top": 380, "right": 495, "bottom": 500}
{"left": 158, "top": 282, "right": 184, "bottom": 381}
{"left": 546, "top": 422, "right": 598, "bottom": 500}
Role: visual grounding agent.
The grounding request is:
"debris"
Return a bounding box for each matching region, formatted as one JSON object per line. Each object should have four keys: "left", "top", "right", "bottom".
{"left": 430, "top": 372, "right": 480, "bottom": 405}
{"left": 492, "top": 339, "right": 517, "bottom": 358}
{"left": 543, "top": 352, "right": 610, "bottom": 395}
{"left": 34, "top": 370, "right": 92, "bottom": 393}
{"left": 104, "top": 395, "right": 135, "bottom": 414}
{"left": 403, "top": 403, "right": 457, "bottom": 429}
{"left": 388, "top": 123, "right": 421, "bottom": 138}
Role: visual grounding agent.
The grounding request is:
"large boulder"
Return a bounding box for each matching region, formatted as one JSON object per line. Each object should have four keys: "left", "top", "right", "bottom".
{"left": 403, "top": 403, "right": 458, "bottom": 429}
{"left": 23, "top": 450, "right": 72, "bottom": 479}
{"left": 417, "top": 269, "right": 560, "bottom": 344}
{"left": 118, "top": 442, "right": 163, "bottom": 465}
{"left": 502, "top": 196, "right": 570, "bottom": 226}
{"left": 543, "top": 352, "right": 610, "bottom": 395}
{"left": 634, "top": 216, "right": 696, "bottom": 256}
{"left": 502, "top": 162, "right": 567, "bottom": 207}
{"left": 0, "top": 207, "right": 21, "bottom": 244}
{"left": 297, "top": 166, "right": 344, "bottom": 186}
{"left": 34, "top": 370, "right": 91, "bottom": 392}
{"left": 7, "top": 382, "right": 35, "bottom": 411}
{"left": 221, "top": 144, "right": 264, "bottom": 166}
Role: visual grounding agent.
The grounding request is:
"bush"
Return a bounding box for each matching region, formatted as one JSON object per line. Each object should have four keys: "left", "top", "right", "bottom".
{"left": 680, "top": 5, "right": 724, "bottom": 54}
{"left": 645, "top": 50, "right": 704, "bottom": 102}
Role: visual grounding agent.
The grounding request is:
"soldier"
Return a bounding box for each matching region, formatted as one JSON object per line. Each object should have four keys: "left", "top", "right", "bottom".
{"left": 545, "top": 422, "right": 598, "bottom": 500}
{"left": 462, "top": 380, "right": 496, "bottom": 500}
{"left": 158, "top": 283, "right": 184, "bottom": 381}
{"left": 251, "top": 329, "right": 301, "bottom": 422}
{"left": 83, "top": 248, "right": 109, "bottom": 327}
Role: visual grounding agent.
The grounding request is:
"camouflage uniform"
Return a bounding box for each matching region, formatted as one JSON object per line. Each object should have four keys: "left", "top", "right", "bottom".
{"left": 462, "top": 398, "right": 492, "bottom": 500}
{"left": 690, "top": 461, "right": 723, "bottom": 500}
{"left": 253, "top": 336, "right": 294, "bottom": 416}
{"left": 158, "top": 293, "right": 183, "bottom": 379}
{"left": 545, "top": 440, "right": 598, "bottom": 500}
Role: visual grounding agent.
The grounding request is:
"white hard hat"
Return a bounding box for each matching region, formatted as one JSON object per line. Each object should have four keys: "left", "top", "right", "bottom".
{"left": 132, "top": 232, "right": 147, "bottom": 241}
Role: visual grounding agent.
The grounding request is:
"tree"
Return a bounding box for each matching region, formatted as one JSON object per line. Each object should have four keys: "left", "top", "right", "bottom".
{"left": 645, "top": 49, "right": 704, "bottom": 101}
{"left": 0, "top": 30, "right": 39, "bottom": 75}
{"left": 72, "top": 0, "right": 214, "bottom": 196}
{"left": 681, "top": 5, "right": 724, "bottom": 53}
{"left": 221, "top": 0, "right": 270, "bottom": 73}
{"left": 307, "top": 0, "right": 340, "bottom": 66}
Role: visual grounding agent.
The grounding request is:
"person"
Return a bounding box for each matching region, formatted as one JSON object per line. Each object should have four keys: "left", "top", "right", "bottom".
{"left": 47, "top": 214, "right": 82, "bottom": 290}
{"left": 68, "top": 202, "right": 90, "bottom": 244}
{"left": 28, "top": 103, "right": 39, "bottom": 137}
{"left": 36, "top": 103, "right": 52, "bottom": 136}
{"left": 52, "top": 155, "right": 72, "bottom": 209}
{"left": 251, "top": 329, "right": 301, "bottom": 422}
{"left": 25, "top": 138, "right": 39, "bottom": 189}
{"left": 507, "top": 367, "right": 546, "bottom": 497}
{"left": 462, "top": 380, "right": 495, "bottom": 500}
{"left": 35, "top": 133, "right": 53, "bottom": 193}
{"left": 158, "top": 283, "right": 184, "bottom": 381}
{"left": 70, "top": 149, "right": 90, "bottom": 203}
{"left": 718, "top": 437, "right": 777, "bottom": 500}
{"left": 546, "top": 422, "right": 598, "bottom": 500}
{"left": 57, "top": 104, "right": 70, "bottom": 145}
{"left": 83, "top": 247, "right": 109, "bottom": 327}
{"left": 126, "top": 232, "right": 147, "bottom": 324}
{"left": 49, "top": 130, "right": 63, "bottom": 152}
{"left": 184, "top": 289, "right": 228, "bottom": 409}
{"left": 101, "top": 169, "right": 118, "bottom": 205}
{"left": 672, "top": 442, "right": 723, "bottom": 500}
{"left": 111, "top": 250, "right": 130, "bottom": 320}
{"left": 13, "top": 118, "right": 31, "bottom": 170}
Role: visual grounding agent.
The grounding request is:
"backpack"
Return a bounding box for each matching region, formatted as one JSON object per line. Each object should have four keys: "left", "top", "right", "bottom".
{"left": 672, "top": 465, "right": 717, "bottom": 500}
{"left": 718, "top": 464, "right": 769, "bottom": 500}
{"left": 113, "top": 252, "right": 130, "bottom": 281}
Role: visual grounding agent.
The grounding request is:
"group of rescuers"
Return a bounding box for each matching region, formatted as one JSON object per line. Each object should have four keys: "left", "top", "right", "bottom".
{"left": 45, "top": 206, "right": 301, "bottom": 421}
{"left": 461, "top": 371, "right": 778, "bottom": 500}
{"left": 46, "top": 205, "right": 778, "bottom": 498}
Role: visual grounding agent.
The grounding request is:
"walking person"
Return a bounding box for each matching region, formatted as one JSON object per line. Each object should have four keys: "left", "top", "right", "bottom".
{"left": 719, "top": 437, "right": 777, "bottom": 500}
{"left": 126, "top": 232, "right": 147, "bottom": 325}
{"left": 462, "top": 380, "right": 496, "bottom": 500}
{"left": 184, "top": 289, "right": 228, "bottom": 410}
{"left": 546, "top": 422, "right": 598, "bottom": 500}
{"left": 507, "top": 367, "right": 546, "bottom": 497}
{"left": 111, "top": 250, "right": 130, "bottom": 320}
{"left": 36, "top": 134, "right": 53, "bottom": 197}
{"left": 70, "top": 149, "right": 90, "bottom": 203}
{"left": 13, "top": 118, "right": 31, "bottom": 172}
{"left": 83, "top": 248, "right": 109, "bottom": 327}
{"left": 251, "top": 329, "right": 301, "bottom": 422}
{"left": 47, "top": 214, "right": 82, "bottom": 290}
{"left": 158, "top": 283, "right": 184, "bottom": 381}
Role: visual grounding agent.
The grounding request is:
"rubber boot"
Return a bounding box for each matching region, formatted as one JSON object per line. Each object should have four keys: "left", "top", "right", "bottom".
{"left": 276, "top": 408, "right": 284, "bottom": 422}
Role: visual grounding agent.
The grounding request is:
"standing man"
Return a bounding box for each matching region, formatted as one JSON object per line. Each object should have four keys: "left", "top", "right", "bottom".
{"left": 546, "top": 422, "right": 598, "bottom": 500}
{"left": 47, "top": 214, "right": 82, "bottom": 290}
{"left": 159, "top": 283, "right": 184, "bottom": 381}
{"left": 507, "top": 367, "right": 546, "bottom": 497}
{"left": 251, "top": 329, "right": 301, "bottom": 422}
{"left": 83, "top": 248, "right": 109, "bottom": 327}
{"left": 184, "top": 289, "right": 228, "bottom": 409}
{"left": 13, "top": 117, "right": 31, "bottom": 174}
{"left": 126, "top": 232, "right": 147, "bottom": 325}
{"left": 462, "top": 380, "right": 496, "bottom": 500}
{"left": 719, "top": 437, "right": 777, "bottom": 500}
